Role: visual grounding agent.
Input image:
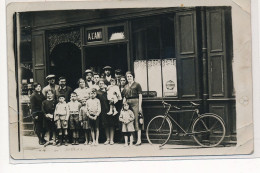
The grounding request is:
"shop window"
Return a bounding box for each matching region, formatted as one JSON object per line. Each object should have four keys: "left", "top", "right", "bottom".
{"left": 132, "top": 16, "right": 177, "bottom": 98}
{"left": 108, "top": 25, "right": 125, "bottom": 41}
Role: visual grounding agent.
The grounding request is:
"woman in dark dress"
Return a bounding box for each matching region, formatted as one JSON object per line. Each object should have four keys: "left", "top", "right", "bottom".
{"left": 96, "top": 78, "right": 116, "bottom": 145}
{"left": 30, "top": 83, "right": 46, "bottom": 145}
{"left": 122, "top": 71, "right": 143, "bottom": 146}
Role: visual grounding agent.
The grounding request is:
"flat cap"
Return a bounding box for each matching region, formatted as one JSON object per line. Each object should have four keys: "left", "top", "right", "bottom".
{"left": 46, "top": 74, "right": 55, "bottom": 80}
{"left": 103, "top": 66, "right": 112, "bottom": 70}
{"left": 84, "top": 69, "right": 93, "bottom": 74}
{"left": 115, "top": 69, "right": 122, "bottom": 74}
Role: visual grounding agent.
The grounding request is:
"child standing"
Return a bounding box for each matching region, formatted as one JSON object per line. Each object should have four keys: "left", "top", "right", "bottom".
{"left": 54, "top": 95, "right": 70, "bottom": 146}
{"left": 42, "top": 90, "right": 56, "bottom": 146}
{"left": 68, "top": 92, "right": 81, "bottom": 145}
{"left": 107, "top": 78, "right": 122, "bottom": 116}
{"left": 86, "top": 88, "right": 101, "bottom": 145}
{"left": 119, "top": 102, "right": 135, "bottom": 147}
{"left": 79, "top": 99, "right": 91, "bottom": 145}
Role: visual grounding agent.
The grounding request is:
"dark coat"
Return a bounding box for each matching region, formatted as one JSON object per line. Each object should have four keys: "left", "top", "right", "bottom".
{"left": 55, "top": 86, "right": 73, "bottom": 102}
{"left": 30, "top": 91, "right": 45, "bottom": 115}
{"left": 85, "top": 80, "right": 95, "bottom": 88}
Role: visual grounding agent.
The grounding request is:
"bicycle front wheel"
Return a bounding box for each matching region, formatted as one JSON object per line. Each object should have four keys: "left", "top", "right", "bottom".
{"left": 146, "top": 115, "right": 172, "bottom": 146}
{"left": 192, "top": 114, "right": 226, "bottom": 147}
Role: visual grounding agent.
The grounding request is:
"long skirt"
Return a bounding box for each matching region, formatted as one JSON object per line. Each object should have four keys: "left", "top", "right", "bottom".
{"left": 126, "top": 98, "right": 144, "bottom": 131}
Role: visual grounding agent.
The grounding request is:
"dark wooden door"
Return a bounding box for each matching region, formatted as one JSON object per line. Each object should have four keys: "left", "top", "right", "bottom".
{"left": 32, "top": 31, "right": 47, "bottom": 87}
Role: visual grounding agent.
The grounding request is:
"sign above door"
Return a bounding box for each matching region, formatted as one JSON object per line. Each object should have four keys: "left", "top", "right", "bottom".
{"left": 87, "top": 29, "right": 103, "bottom": 42}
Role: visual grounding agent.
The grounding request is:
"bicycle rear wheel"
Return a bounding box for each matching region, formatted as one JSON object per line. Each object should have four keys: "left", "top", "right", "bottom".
{"left": 146, "top": 115, "right": 172, "bottom": 146}
{"left": 192, "top": 114, "right": 226, "bottom": 147}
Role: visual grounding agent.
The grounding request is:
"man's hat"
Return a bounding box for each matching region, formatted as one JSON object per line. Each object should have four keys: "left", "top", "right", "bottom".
{"left": 46, "top": 74, "right": 55, "bottom": 80}
{"left": 103, "top": 66, "right": 112, "bottom": 70}
{"left": 115, "top": 69, "right": 122, "bottom": 74}
{"left": 84, "top": 69, "right": 93, "bottom": 74}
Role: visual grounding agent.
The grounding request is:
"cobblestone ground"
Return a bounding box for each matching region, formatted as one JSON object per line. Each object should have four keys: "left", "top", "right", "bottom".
{"left": 15, "top": 136, "right": 244, "bottom": 160}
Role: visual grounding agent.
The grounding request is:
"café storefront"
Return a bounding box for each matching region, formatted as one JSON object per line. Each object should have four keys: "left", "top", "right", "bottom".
{"left": 19, "top": 7, "right": 236, "bottom": 144}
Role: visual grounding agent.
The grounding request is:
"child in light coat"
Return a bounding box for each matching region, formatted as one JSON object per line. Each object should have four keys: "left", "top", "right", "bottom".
{"left": 119, "top": 102, "right": 135, "bottom": 147}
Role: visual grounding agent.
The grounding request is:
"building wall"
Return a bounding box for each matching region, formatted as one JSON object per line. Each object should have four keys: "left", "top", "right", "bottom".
{"left": 21, "top": 7, "right": 236, "bottom": 144}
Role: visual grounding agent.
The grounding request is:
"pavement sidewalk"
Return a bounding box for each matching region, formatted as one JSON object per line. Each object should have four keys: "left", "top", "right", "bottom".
{"left": 16, "top": 136, "right": 240, "bottom": 160}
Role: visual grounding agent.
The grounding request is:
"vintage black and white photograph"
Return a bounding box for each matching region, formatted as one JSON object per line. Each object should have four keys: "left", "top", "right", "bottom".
{"left": 7, "top": 0, "right": 253, "bottom": 160}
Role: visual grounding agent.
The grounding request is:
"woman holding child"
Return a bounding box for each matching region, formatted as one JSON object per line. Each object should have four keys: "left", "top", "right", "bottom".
{"left": 122, "top": 71, "right": 143, "bottom": 146}
{"left": 96, "top": 78, "right": 116, "bottom": 145}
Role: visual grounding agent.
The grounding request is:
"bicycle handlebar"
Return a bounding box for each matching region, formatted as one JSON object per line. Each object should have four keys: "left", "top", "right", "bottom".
{"left": 162, "top": 101, "right": 180, "bottom": 110}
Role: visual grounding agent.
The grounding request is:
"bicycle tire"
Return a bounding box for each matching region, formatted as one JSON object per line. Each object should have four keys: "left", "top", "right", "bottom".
{"left": 146, "top": 115, "right": 172, "bottom": 146}
{"left": 192, "top": 113, "right": 226, "bottom": 147}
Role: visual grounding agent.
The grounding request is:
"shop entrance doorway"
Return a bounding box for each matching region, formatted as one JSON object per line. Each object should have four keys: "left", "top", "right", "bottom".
{"left": 49, "top": 42, "right": 81, "bottom": 90}
{"left": 85, "top": 43, "right": 128, "bottom": 76}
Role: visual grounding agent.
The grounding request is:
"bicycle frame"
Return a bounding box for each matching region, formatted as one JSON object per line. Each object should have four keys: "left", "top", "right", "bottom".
{"left": 162, "top": 103, "right": 201, "bottom": 136}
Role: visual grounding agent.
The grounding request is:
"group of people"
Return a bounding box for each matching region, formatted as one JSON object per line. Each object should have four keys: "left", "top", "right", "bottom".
{"left": 30, "top": 66, "right": 144, "bottom": 147}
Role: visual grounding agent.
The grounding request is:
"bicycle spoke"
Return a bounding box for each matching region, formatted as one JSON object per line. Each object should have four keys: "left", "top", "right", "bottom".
{"left": 192, "top": 114, "right": 225, "bottom": 147}
{"left": 146, "top": 116, "right": 172, "bottom": 145}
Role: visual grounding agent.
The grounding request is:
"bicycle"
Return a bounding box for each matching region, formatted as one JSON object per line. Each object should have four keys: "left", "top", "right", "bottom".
{"left": 146, "top": 101, "right": 226, "bottom": 147}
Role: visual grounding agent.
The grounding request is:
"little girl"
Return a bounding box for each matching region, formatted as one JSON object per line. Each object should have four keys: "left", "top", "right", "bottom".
{"left": 79, "top": 99, "right": 91, "bottom": 145}
{"left": 107, "top": 78, "right": 122, "bottom": 116}
{"left": 119, "top": 102, "right": 135, "bottom": 147}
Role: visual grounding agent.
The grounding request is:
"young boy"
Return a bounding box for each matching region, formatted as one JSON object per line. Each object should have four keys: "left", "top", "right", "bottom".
{"left": 68, "top": 92, "right": 81, "bottom": 145}
{"left": 42, "top": 90, "right": 56, "bottom": 146}
{"left": 86, "top": 88, "right": 101, "bottom": 145}
{"left": 54, "top": 95, "right": 70, "bottom": 146}
{"left": 79, "top": 99, "right": 91, "bottom": 145}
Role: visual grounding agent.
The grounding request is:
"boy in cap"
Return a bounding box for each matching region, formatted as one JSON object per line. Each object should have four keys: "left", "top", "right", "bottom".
{"left": 54, "top": 94, "right": 70, "bottom": 146}
{"left": 42, "top": 74, "right": 59, "bottom": 98}
{"left": 68, "top": 92, "right": 82, "bottom": 145}
{"left": 42, "top": 89, "right": 57, "bottom": 146}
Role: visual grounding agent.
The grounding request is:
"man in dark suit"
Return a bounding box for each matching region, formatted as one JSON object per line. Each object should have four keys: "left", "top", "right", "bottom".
{"left": 55, "top": 76, "right": 73, "bottom": 102}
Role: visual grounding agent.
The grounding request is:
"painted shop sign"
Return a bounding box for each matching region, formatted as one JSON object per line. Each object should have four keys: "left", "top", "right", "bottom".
{"left": 87, "top": 29, "right": 103, "bottom": 42}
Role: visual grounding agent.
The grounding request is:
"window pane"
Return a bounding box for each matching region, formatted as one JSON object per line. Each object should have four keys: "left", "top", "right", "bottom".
{"left": 146, "top": 28, "right": 160, "bottom": 59}
{"left": 148, "top": 59, "right": 162, "bottom": 97}
{"left": 133, "top": 30, "right": 146, "bottom": 60}
{"left": 162, "top": 58, "right": 178, "bottom": 97}
{"left": 134, "top": 60, "right": 148, "bottom": 92}
{"left": 108, "top": 25, "right": 125, "bottom": 41}
{"left": 161, "top": 16, "right": 175, "bottom": 58}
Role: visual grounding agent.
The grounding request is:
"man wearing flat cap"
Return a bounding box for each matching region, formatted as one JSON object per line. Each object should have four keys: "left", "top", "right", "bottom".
{"left": 55, "top": 76, "right": 73, "bottom": 102}
{"left": 42, "top": 74, "right": 59, "bottom": 98}
{"left": 103, "top": 66, "right": 113, "bottom": 86}
{"left": 84, "top": 69, "right": 95, "bottom": 88}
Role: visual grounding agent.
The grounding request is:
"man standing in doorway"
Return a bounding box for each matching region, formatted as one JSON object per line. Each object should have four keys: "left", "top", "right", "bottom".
{"left": 103, "top": 66, "right": 113, "bottom": 86}
{"left": 93, "top": 72, "right": 100, "bottom": 90}
{"left": 56, "top": 76, "right": 73, "bottom": 102}
{"left": 115, "top": 69, "right": 122, "bottom": 87}
{"left": 42, "top": 74, "right": 59, "bottom": 98}
{"left": 85, "top": 69, "right": 95, "bottom": 88}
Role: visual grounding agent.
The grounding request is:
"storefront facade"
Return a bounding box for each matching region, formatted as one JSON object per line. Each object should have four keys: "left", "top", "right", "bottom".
{"left": 19, "top": 7, "right": 236, "bottom": 144}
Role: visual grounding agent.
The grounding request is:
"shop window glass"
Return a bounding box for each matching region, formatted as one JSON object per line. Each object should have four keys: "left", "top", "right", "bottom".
{"left": 108, "top": 25, "right": 125, "bottom": 41}
{"left": 132, "top": 15, "right": 177, "bottom": 98}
